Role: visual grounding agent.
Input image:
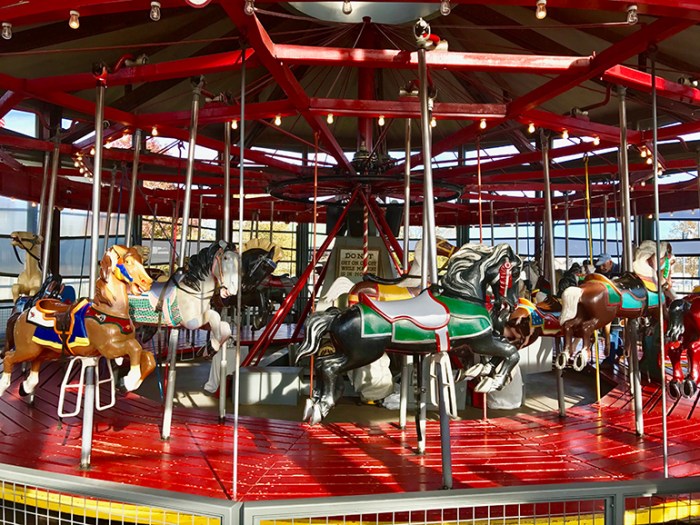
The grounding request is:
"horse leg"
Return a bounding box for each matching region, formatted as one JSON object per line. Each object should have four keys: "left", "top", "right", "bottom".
{"left": 312, "top": 354, "right": 348, "bottom": 423}
{"left": 20, "top": 359, "right": 42, "bottom": 397}
{"left": 118, "top": 340, "right": 148, "bottom": 392}
{"left": 469, "top": 333, "right": 520, "bottom": 393}
{"left": 204, "top": 309, "right": 231, "bottom": 352}
{"left": 667, "top": 338, "right": 685, "bottom": 400}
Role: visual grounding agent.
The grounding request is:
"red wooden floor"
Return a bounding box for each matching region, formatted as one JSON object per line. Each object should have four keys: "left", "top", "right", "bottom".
{"left": 0, "top": 360, "right": 699, "bottom": 501}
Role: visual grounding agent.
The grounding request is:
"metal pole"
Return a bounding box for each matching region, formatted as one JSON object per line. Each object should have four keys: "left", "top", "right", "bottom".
{"left": 125, "top": 129, "right": 142, "bottom": 248}
{"left": 41, "top": 138, "right": 61, "bottom": 283}
{"left": 618, "top": 85, "right": 643, "bottom": 435}
{"left": 490, "top": 200, "right": 495, "bottom": 246}
{"left": 37, "top": 151, "right": 50, "bottom": 237}
{"left": 541, "top": 131, "right": 566, "bottom": 418}
{"left": 223, "top": 123, "right": 232, "bottom": 243}
{"left": 515, "top": 209, "right": 520, "bottom": 256}
{"left": 603, "top": 195, "right": 609, "bottom": 255}
{"left": 417, "top": 49, "right": 438, "bottom": 284}
{"left": 147, "top": 203, "right": 157, "bottom": 269}
{"left": 81, "top": 81, "right": 107, "bottom": 469}
{"left": 162, "top": 76, "right": 204, "bottom": 441}
{"left": 564, "top": 193, "right": 570, "bottom": 268}
{"left": 103, "top": 167, "right": 116, "bottom": 248}
{"left": 650, "top": 52, "right": 669, "bottom": 478}
{"left": 196, "top": 194, "right": 204, "bottom": 254}
{"left": 403, "top": 119, "right": 411, "bottom": 271}
{"left": 233, "top": 49, "right": 247, "bottom": 501}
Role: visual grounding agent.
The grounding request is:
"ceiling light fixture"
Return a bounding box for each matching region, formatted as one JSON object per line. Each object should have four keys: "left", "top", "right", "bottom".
{"left": 231, "top": 119, "right": 238, "bottom": 130}
{"left": 593, "top": 136, "right": 601, "bottom": 146}
{"left": 527, "top": 122, "right": 536, "bottom": 134}
{"left": 151, "top": 126, "right": 158, "bottom": 137}
{"left": 327, "top": 113, "right": 334, "bottom": 124}
{"left": 342, "top": 0, "right": 352, "bottom": 15}
{"left": 244, "top": 0, "right": 255, "bottom": 16}
{"left": 440, "top": 0, "right": 451, "bottom": 16}
{"left": 68, "top": 10, "right": 80, "bottom": 29}
{"left": 626, "top": 4, "right": 638, "bottom": 25}
{"left": 640, "top": 147, "right": 648, "bottom": 158}
{"left": 479, "top": 118, "right": 487, "bottom": 130}
{"left": 430, "top": 116, "right": 437, "bottom": 128}
{"left": 535, "top": 0, "right": 547, "bottom": 20}
{"left": 646, "top": 157, "right": 653, "bottom": 165}
{"left": 561, "top": 129, "right": 569, "bottom": 140}
{"left": 150, "top": 2, "right": 161, "bottom": 21}
{"left": 378, "top": 115, "right": 385, "bottom": 126}
{"left": 274, "top": 114, "right": 282, "bottom": 126}
{"left": 1, "top": 22, "right": 11, "bottom": 40}
{"left": 89, "top": 147, "right": 96, "bottom": 156}
{"left": 185, "top": 0, "right": 213, "bottom": 7}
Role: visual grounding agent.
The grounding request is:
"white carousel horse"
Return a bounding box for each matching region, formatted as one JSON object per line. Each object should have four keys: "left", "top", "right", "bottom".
{"left": 10, "top": 231, "right": 43, "bottom": 304}
{"left": 128, "top": 241, "right": 240, "bottom": 353}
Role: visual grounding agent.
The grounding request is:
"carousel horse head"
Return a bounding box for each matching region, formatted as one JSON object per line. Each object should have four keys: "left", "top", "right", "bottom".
{"left": 182, "top": 240, "right": 240, "bottom": 299}
{"left": 10, "top": 231, "right": 43, "bottom": 253}
{"left": 633, "top": 240, "right": 675, "bottom": 292}
{"left": 98, "top": 245, "right": 153, "bottom": 303}
{"left": 241, "top": 239, "right": 283, "bottom": 293}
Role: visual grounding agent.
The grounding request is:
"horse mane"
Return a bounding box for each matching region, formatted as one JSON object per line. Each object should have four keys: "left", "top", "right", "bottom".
{"left": 181, "top": 241, "right": 234, "bottom": 291}
{"left": 442, "top": 243, "right": 518, "bottom": 299}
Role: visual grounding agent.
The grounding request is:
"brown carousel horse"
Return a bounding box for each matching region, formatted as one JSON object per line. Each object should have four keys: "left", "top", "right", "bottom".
{"left": 666, "top": 291, "right": 700, "bottom": 399}
{"left": 0, "top": 245, "right": 154, "bottom": 398}
{"left": 558, "top": 241, "right": 674, "bottom": 370}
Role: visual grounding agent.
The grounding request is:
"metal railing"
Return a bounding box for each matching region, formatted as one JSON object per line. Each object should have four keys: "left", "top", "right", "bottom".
{"left": 1, "top": 463, "right": 699, "bottom": 525}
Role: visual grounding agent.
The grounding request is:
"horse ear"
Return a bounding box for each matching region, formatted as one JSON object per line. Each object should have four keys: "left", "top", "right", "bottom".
{"left": 111, "top": 245, "right": 128, "bottom": 259}
{"left": 100, "top": 249, "right": 117, "bottom": 281}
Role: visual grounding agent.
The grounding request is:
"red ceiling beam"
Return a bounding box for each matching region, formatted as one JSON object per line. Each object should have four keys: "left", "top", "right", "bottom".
{"left": 274, "top": 44, "right": 592, "bottom": 73}
{"left": 603, "top": 65, "right": 700, "bottom": 105}
{"left": 223, "top": 3, "right": 355, "bottom": 174}
{"left": 0, "top": 92, "right": 25, "bottom": 119}
{"left": 139, "top": 99, "right": 295, "bottom": 127}
{"left": 309, "top": 98, "right": 507, "bottom": 120}
{"left": 519, "top": 109, "right": 642, "bottom": 144}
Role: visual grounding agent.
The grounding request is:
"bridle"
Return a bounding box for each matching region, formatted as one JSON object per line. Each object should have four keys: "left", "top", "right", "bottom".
{"left": 11, "top": 234, "right": 42, "bottom": 267}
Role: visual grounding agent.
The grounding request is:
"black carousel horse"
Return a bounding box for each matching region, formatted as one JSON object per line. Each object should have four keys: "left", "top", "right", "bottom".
{"left": 295, "top": 243, "right": 522, "bottom": 424}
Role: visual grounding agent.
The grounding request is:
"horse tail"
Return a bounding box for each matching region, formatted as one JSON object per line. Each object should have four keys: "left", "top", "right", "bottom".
{"left": 295, "top": 308, "right": 339, "bottom": 364}
{"left": 666, "top": 299, "right": 689, "bottom": 343}
{"left": 316, "top": 277, "right": 355, "bottom": 311}
{"left": 559, "top": 286, "right": 583, "bottom": 325}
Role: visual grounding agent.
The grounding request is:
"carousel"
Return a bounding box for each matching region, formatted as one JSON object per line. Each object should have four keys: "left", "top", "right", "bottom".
{"left": 0, "top": 0, "right": 698, "bottom": 522}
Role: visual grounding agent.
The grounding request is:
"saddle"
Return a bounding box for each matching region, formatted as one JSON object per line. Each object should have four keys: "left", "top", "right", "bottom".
{"left": 359, "top": 289, "right": 449, "bottom": 330}
{"left": 35, "top": 298, "right": 74, "bottom": 333}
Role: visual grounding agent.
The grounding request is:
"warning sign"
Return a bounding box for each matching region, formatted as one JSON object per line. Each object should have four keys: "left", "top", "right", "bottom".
{"left": 338, "top": 249, "right": 379, "bottom": 277}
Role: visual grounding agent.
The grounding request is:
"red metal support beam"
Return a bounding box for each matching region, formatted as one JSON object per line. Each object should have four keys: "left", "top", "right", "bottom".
{"left": 518, "top": 109, "right": 642, "bottom": 144}
{"left": 0, "top": 92, "right": 25, "bottom": 119}
{"left": 603, "top": 65, "right": 700, "bottom": 105}
{"left": 223, "top": 3, "right": 355, "bottom": 174}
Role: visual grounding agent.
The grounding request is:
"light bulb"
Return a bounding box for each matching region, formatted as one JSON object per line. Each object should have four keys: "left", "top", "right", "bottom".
{"left": 640, "top": 148, "right": 647, "bottom": 158}
{"left": 151, "top": 126, "right": 158, "bottom": 137}
{"left": 528, "top": 122, "right": 535, "bottom": 134}
{"left": 440, "top": 0, "right": 451, "bottom": 16}
{"left": 561, "top": 129, "right": 569, "bottom": 140}
{"left": 79, "top": 167, "right": 85, "bottom": 174}
{"left": 150, "top": 2, "right": 161, "bottom": 21}
{"left": 1, "top": 22, "right": 11, "bottom": 40}
{"left": 69, "top": 10, "right": 80, "bottom": 29}
{"left": 327, "top": 113, "right": 334, "bottom": 124}
{"left": 647, "top": 213, "right": 653, "bottom": 219}
{"left": 89, "top": 147, "right": 96, "bottom": 156}
{"left": 244, "top": 0, "right": 255, "bottom": 16}
{"left": 73, "top": 160, "right": 80, "bottom": 168}
{"left": 593, "top": 136, "right": 601, "bottom": 146}
{"left": 342, "top": 0, "right": 352, "bottom": 15}
{"left": 231, "top": 119, "right": 238, "bottom": 130}
{"left": 646, "top": 157, "right": 653, "bottom": 165}
{"left": 627, "top": 4, "right": 638, "bottom": 25}
{"left": 274, "top": 114, "right": 282, "bottom": 126}
{"left": 378, "top": 115, "right": 385, "bottom": 126}
{"left": 479, "top": 118, "right": 487, "bottom": 130}
{"left": 535, "top": 0, "right": 547, "bottom": 20}
{"left": 641, "top": 180, "right": 646, "bottom": 186}
{"left": 430, "top": 117, "right": 437, "bottom": 128}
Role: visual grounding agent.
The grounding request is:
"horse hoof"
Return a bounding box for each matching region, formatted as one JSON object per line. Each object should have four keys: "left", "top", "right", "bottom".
{"left": 18, "top": 382, "right": 28, "bottom": 397}
{"left": 683, "top": 378, "right": 697, "bottom": 398}
{"left": 309, "top": 404, "right": 323, "bottom": 425}
{"left": 302, "top": 398, "right": 314, "bottom": 421}
{"left": 572, "top": 352, "right": 587, "bottom": 372}
{"left": 464, "top": 363, "right": 484, "bottom": 380}
{"left": 555, "top": 352, "right": 568, "bottom": 370}
{"left": 114, "top": 357, "right": 124, "bottom": 366}
{"left": 474, "top": 377, "right": 496, "bottom": 393}
{"left": 122, "top": 374, "right": 142, "bottom": 392}
{"left": 668, "top": 380, "right": 682, "bottom": 400}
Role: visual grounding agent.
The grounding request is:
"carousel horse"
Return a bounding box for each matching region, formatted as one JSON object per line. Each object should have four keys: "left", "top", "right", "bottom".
{"left": 316, "top": 237, "right": 457, "bottom": 311}
{"left": 295, "top": 243, "right": 522, "bottom": 424}
{"left": 10, "top": 231, "right": 43, "bottom": 304}
{"left": 0, "top": 246, "right": 154, "bottom": 398}
{"left": 128, "top": 240, "right": 239, "bottom": 352}
{"left": 559, "top": 241, "right": 674, "bottom": 371}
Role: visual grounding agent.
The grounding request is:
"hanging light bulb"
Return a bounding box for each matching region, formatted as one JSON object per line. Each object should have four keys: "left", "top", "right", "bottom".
{"left": 646, "top": 157, "right": 653, "bottom": 165}
{"left": 440, "top": 0, "right": 451, "bottom": 16}
{"left": 561, "top": 129, "right": 569, "bottom": 140}
{"left": 640, "top": 147, "right": 648, "bottom": 158}
{"left": 430, "top": 117, "right": 437, "bottom": 128}
{"left": 68, "top": 10, "right": 80, "bottom": 29}
{"left": 1, "top": 22, "right": 12, "bottom": 40}
{"left": 626, "top": 4, "right": 638, "bottom": 25}
{"left": 89, "top": 146, "right": 96, "bottom": 156}
{"left": 79, "top": 167, "right": 85, "bottom": 174}
{"left": 274, "top": 114, "right": 282, "bottom": 126}
{"left": 527, "top": 122, "right": 536, "bottom": 134}
{"left": 244, "top": 0, "right": 255, "bottom": 16}
{"left": 326, "top": 113, "right": 334, "bottom": 124}
{"left": 73, "top": 159, "right": 80, "bottom": 168}
{"left": 151, "top": 126, "right": 158, "bottom": 137}
{"left": 231, "top": 119, "right": 238, "bottom": 130}
{"left": 378, "top": 115, "right": 385, "bottom": 126}
{"left": 593, "top": 136, "right": 601, "bottom": 146}
{"left": 150, "top": 1, "right": 161, "bottom": 21}
{"left": 641, "top": 180, "right": 646, "bottom": 187}
{"left": 342, "top": 0, "right": 352, "bottom": 15}
{"left": 479, "top": 118, "right": 487, "bottom": 130}
{"left": 535, "top": 0, "right": 547, "bottom": 20}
